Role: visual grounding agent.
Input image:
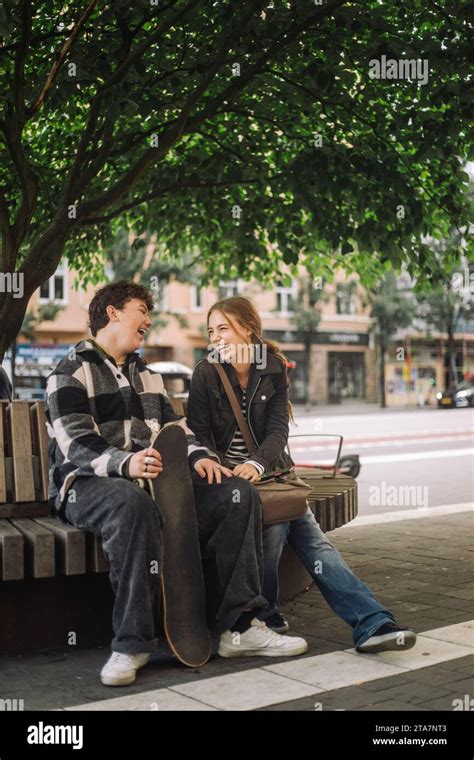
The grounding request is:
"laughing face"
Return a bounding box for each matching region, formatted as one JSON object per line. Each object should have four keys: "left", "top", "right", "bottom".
{"left": 109, "top": 298, "right": 152, "bottom": 353}
{"left": 207, "top": 309, "right": 252, "bottom": 364}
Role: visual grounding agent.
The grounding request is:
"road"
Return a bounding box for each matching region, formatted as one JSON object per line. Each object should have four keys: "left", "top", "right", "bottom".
{"left": 290, "top": 406, "right": 474, "bottom": 515}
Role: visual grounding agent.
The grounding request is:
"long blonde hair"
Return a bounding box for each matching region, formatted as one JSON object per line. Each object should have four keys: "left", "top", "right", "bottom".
{"left": 207, "top": 296, "right": 295, "bottom": 423}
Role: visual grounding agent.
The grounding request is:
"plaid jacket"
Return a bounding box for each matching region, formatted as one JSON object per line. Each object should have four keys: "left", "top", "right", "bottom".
{"left": 46, "top": 339, "right": 217, "bottom": 516}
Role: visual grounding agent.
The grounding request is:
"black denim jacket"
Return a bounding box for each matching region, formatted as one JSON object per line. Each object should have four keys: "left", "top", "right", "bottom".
{"left": 187, "top": 353, "right": 294, "bottom": 473}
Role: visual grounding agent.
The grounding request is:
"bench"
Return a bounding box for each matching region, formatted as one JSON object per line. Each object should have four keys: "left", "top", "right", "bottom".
{"left": 0, "top": 400, "right": 357, "bottom": 654}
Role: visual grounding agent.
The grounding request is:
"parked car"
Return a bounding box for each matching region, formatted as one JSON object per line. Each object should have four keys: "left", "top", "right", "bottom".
{"left": 436, "top": 381, "right": 474, "bottom": 408}
{"left": 147, "top": 361, "right": 192, "bottom": 399}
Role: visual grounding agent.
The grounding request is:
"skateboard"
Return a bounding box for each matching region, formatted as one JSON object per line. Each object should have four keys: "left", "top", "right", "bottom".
{"left": 148, "top": 425, "right": 211, "bottom": 668}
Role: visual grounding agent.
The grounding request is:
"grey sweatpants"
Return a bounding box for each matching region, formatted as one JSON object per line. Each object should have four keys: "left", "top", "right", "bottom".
{"left": 64, "top": 471, "right": 267, "bottom": 653}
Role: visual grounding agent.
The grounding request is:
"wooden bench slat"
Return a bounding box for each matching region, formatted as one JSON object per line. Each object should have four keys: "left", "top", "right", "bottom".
{"left": 0, "top": 519, "right": 24, "bottom": 580}
{"left": 0, "top": 502, "right": 50, "bottom": 519}
{"left": 7, "top": 403, "right": 36, "bottom": 502}
{"left": 10, "top": 518, "right": 55, "bottom": 578}
{"left": 34, "top": 517, "right": 86, "bottom": 576}
{"left": 0, "top": 403, "right": 6, "bottom": 503}
{"left": 297, "top": 468, "right": 358, "bottom": 532}
{"left": 30, "top": 403, "right": 50, "bottom": 501}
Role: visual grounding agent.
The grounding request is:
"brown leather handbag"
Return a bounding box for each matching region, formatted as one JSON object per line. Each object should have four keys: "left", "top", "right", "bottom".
{"left": 213, "top": 364, "right": 310, "bottom": 525}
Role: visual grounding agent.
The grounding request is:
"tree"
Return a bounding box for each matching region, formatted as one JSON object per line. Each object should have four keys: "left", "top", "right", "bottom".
{"left": 417, "top": 263, "right": 472, "bottom": 389}
{"left": 365, "top": 272, "right": 416, "bottom": 407}
{"left": 293, "top": 274, "right": 324, "bottom": 405}
{"left": 1, "top": 1, "right": 472, "bottom": 361}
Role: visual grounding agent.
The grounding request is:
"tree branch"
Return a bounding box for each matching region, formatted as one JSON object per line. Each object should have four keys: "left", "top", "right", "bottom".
{"left": 222, "top": 106, "right": 315, "bottom": 144}
{"left": 13, "top": 0, "right": 31, "bottom": 129}
{"left": 0, "top": 1, "right": 38, "bottom": 266}
{"left": 195, "top": 129, "right": 252, "bottom": 165}
{"left": 0, "top": 30, "right": 66, "bottom": 57}
{"left": 93, "top": 0, "right": 199, "bottom": 100}
{"left": 76, "top": 0, "right": 270, "bottom": 221}
{"left": 184, "top": 0, "right": 347, "bottom": 134}
{"left": 0, "top": 191, "right": 11, "bottom": 265}
{"left": 29, "top": 0, "right": 99, "bottom": 116}
{"left": 77, "top": 175, "right": 273, "bottom": 226}
{"left": 60, "top": 0, "right": 200, "bottom": 205}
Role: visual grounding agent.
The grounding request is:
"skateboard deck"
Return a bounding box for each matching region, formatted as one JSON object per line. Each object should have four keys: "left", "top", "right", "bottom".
{"left": 149, "top": 425, "right": 211, "bottom": 667}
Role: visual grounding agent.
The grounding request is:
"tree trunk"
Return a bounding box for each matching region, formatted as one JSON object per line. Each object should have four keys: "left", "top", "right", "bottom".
{"left": 304, "top": 337, "right": 311, "bottom": 408}
{"left": 10, "top": 338, "right": 17, "bottom": 398}
{"left": 447, "top": 327, "right": 458, "bottom": 388}
{"left": 0, "top": 293, "right": 30, "bottom": 365}
{"left": 379, "top": 340, "right": 386, "bottom": 408}
{"left": 0, "top": 232, "right": 68, "bottom": 363}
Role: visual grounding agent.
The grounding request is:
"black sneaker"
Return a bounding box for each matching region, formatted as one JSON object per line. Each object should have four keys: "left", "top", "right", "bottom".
{"left": 356, "top": 623, "right": 417, "bottom": 654}
{"left": 263, "top": 613, "right": 290, "bottom": 634}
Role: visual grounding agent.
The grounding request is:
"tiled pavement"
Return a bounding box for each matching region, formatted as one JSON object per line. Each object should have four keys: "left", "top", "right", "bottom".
{"left": 0, "top": 508, "right": 472, "bottom": 712}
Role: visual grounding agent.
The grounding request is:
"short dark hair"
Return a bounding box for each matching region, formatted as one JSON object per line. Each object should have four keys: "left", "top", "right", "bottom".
{"left": 88, "top": 280, "right": 154, "bottom": 336}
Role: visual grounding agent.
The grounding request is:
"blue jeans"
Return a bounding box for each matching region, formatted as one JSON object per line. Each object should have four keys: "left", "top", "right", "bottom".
{"left": 260, "top": 508, "right": 395, "bottom": 648}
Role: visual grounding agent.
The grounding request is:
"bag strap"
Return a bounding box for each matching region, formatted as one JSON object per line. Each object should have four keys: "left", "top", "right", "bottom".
{"left": 213, "top": 363, "right": 257, "bottom": 455}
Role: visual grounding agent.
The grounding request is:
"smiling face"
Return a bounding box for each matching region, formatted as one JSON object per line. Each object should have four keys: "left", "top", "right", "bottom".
{"left": 207, "top": 309, "right": 252, "bottom": 364}
{"left": 103, "top": 298, "right": 152, "bottom": 355}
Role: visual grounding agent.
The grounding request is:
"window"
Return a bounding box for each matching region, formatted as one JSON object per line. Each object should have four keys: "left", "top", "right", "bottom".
{"left": 218, "top": 280, "right": 242, "bottom": 299}
{"left": 335, "top": 283, "right": 357, "bottom": 315}
{"left": 191, "top": 285, "right": 204, "bottom": 311}
{"left": 155, "top": 283, "right": 169, "bottom": 312}
{"left": 276, "top": 279, "right": 297, "bottom": 315}
{"left": 38, "top": 262, "right": 68, "bottom": 304}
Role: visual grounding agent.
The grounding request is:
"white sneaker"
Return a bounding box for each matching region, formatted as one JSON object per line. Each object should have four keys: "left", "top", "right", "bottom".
{"left": 100, "top": 652, "right": 151, "bottom": 686}
{"left": 218, "top": 618, "right": 308, "bottom": 658}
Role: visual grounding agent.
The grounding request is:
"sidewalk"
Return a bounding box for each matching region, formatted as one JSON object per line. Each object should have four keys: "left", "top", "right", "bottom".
{"left": 0, "top": 508, "right": 472, "bottom": 712}
{"left": 292, "top": 402, "right": 439, "bottom": 416}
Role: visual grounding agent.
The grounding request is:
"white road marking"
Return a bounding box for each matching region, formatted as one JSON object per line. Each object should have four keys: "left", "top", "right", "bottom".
{"left": 360, "top": 448, "right": 474, "bottom": 465}
{"left": 342, "top": 502, "right": 473, "bottom": 527}
{"left": 291, "top": 435, "right": 473, "bottom": 453}
{"left": 63, "top": 622, "right": 473, "bottom": 711}
{"left": 295, "top": 448, "right": 474, "bottom": 465}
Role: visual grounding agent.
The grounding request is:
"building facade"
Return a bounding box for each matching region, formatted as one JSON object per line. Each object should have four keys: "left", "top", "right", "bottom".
{"left": 9, "top": 262, "right": 474, "bottom": 407}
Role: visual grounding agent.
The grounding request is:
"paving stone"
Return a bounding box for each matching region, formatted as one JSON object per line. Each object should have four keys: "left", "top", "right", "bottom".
{"left": 356, "top": 700, "right": 428, "bottom": 711}
{"left": 68, "top": 689, "right": 217, "bottom": 711}
{"left": 264, "top": 650, "right": 406, "bottom": 690}
{"left": 359, "top": 635, "right": 472, "bottom": 670}
{"left": 171, "top": 668, "right": 319, "bottom": 710}
{"left": 421, "top": 622, "right": 473, "bottom": 648}
{"left": 402, "top": 666, "right": 473, "bottom": 688}
{"left": 360, "top": 682, "right": 454, "bottom": 704}
{"left": 408, "top": 594, "right": 474, "bottom": 612}
{"left": 259, "top": 687, "right": 379, "bottom": 711}
{"left": 441, "top": 676, "right": 474, "bottom": 693}
{"left": 356, "top": 674, "right": 413, "bottom": 692}
{"left": 420, "top": 694, "right": 468, "bottom": 710}
{"left": 411, "top": 607, "right": 471, "bottom": 622}
{"left": 444, "top": 656, "right": 474, "bottom": 675}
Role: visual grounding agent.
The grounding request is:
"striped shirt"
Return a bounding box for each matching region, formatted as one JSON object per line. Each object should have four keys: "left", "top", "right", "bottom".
{"left": 225, "top": 387, "right": 264, "bottom": 475}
